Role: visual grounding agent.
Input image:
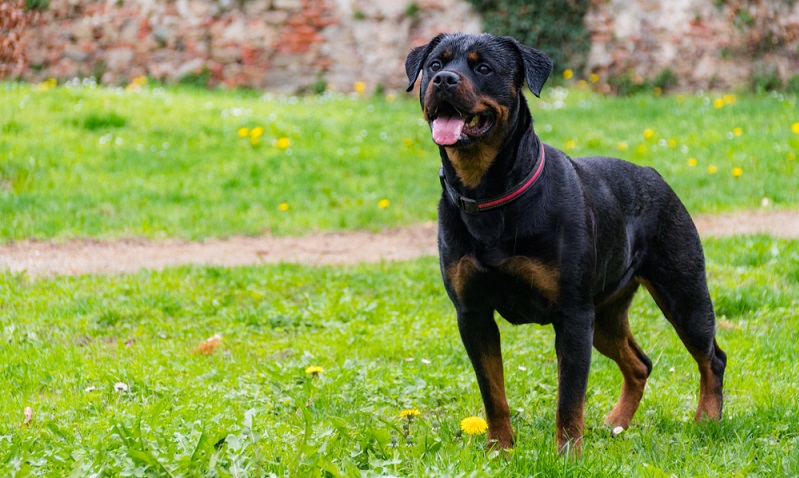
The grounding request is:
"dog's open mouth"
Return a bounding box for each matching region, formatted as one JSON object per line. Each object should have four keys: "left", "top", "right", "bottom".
{"left": 429, "top": 102, "right": 493, "bottom": 146}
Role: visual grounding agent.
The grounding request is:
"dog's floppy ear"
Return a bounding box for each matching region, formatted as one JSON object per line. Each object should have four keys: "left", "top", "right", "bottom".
{"left": 508, "top": 38, "right": 553, "bottom": 98}
{"left": 405, "top": 34, "right": 446, "bottom": 92}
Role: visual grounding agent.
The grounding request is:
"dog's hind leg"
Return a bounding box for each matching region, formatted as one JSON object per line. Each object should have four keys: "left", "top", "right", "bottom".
{"left": 638, "top": 215, "right": 726, "bottom": 422}
{"left": 593, "top": 284, "right": 652, "bottom": 429}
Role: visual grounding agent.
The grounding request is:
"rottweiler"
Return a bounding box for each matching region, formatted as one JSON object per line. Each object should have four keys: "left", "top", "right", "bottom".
{"left": 405, "top": 33, "right": 726, "bottom": 455}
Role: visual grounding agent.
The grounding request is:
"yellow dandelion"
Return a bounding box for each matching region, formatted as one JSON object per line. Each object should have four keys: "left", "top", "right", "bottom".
{"left": 589, "top": 73, "right": 599, "bottom": 83}
{"left": 238, "top": 127, "right": 249, "bottom": 137}
{"left": 354, "top": 81, "right": 366, "bottom": 94}
{"left": 723, "top": 94, "right": 736, "bottom": 105}
{"left": 564, "top": 140, "right": 577, "bottom": 150}
{"left": 278, "top": 202, "right": 290, "bottom": 211}
{"left": 276, "top": 137, "right": 291, "bottom": 149}
{"left": 400, "top": 409, "right": 420, "bottom": 419}
{"left": 403, "top": 137, "right": 413, "bottom": 147}
{"left": 132, "top": 76, "right": 148, "bottom": 87}
{"left": 708, "top": 165, "right": 718, "bottom": 174}
{"left": 386, "top": 93, "right": 396, "bottom": 103}
{"left": 577, "top": 80, "right": 588, "bottom": 89}
{"left": 460, "top": 416, "right": 488, "bottom": 435}
{"left": 378, "top": 199, "right": 390, "bottom": 209}
{"left": 636, "top": 144, "right": 647, "bottom": 154}
{"left": 688, "top": 157, "right": 698, "bottom": 167}
{"left": 305, "top": 366, "right": 324, "bottom": 375}
{"left": 732, "top": 167, "right": 743, "bottom": 177}
{"left": 792, "top": 122, "right": 799, "bottom": 135}
{"left": 653, "top": 87, "right": 662, "bottom": 96}
{"left": 667, "top": 139, "right": 677, "bottom": 148}
{"left": 732, "top": 127, "right": 742, "bottom": 137}
{"left": 249, "top": 136, "right": 261, "bottom": 146}
{"left": 643, "top": 129, "right": 654, "bottom": 139}
{"left": 562, "top": 69, "right": 573, "bottom": 80}
{"left": 250, "top": 126, "right": 264, "bottom": 138}
{"left": 788, "top": 152, "right": 795, "bottom": 161}
{"left": 714, "top": 98, "right": 724, "bottom": 109}
{"left": 616, "top": 142, "right": 628, "bottom": 151}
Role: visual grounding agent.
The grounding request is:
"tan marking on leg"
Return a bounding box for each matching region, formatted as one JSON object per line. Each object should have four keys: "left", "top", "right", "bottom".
{"left": 595, "top": 332, "right": 649, "bottom": 429}
{"left": 694, "top": 355, "right": 722, "bottom": 421}
{"left": 499, "top": 256, "right": 560, "bottom": 303}
{"left": 445, "top": 255, "right": 480, "bottom": 300}
{"left": 480, "top": 351, "right": 514, "bottom": 449}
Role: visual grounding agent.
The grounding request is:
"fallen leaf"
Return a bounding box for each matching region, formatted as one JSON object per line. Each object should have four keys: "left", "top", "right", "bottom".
{"left": 718, "top": 320, "right": 741, "bottom": 331}
{"left": 194, "top": 333, "right": 223, "bottom": 355}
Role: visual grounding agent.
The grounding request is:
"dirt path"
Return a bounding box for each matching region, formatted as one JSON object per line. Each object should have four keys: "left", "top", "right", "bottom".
{"left": 1, "top": 211, "right": 797, "bottom": 276}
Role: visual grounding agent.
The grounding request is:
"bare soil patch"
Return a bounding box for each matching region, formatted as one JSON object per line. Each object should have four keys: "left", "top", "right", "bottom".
{"left": 1, "top": 211, "right": 797, "bottom": 276}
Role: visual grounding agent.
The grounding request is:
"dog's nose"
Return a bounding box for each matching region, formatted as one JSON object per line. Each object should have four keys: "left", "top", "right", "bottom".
{"left": 432, "top": 71, "right": 460, "bottom": 90}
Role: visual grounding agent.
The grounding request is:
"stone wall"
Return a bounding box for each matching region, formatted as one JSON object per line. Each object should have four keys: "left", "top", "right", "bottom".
{"left": 19, "top": 0, "right": 480, "bottom": 93}
{"left": 585, "top": 0, "right": 799, "bottom": 89}
{"left": 13, "top": 0, "right": 799, "bottom": 92}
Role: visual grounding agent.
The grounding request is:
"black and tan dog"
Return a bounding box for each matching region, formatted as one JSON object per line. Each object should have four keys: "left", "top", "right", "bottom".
{"left": 405, "top": 33, "right": 726, "bottom": 454}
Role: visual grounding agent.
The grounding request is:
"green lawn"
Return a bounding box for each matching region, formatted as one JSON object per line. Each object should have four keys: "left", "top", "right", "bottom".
{"left": 1, "top": 82, "right": 797, "bottom": 242}
{"left": 1, "top": 237, "right": 798, "bottom": 476}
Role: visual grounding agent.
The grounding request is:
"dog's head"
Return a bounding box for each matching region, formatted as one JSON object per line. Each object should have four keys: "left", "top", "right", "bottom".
{"left": 405, "top": 33, "right": 552, "bottom": 149}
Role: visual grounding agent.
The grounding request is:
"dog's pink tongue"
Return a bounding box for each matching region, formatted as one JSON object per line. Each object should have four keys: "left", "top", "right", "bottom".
{"left": 432, "top": 116, "right": 465, "bottom": 145}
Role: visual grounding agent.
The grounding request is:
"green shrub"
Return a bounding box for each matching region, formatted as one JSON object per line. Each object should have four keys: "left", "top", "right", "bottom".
{"left": 784, "top": 74, "right": 799, "bottom": 94}
{"left": 653, "top": 68, "right": 679, "bottom": 92}
{"left": 465, "top": 0, "right": 591, "bottom": 75}
{"left": 749, "top": 67, "right": 782, "bottom": 93}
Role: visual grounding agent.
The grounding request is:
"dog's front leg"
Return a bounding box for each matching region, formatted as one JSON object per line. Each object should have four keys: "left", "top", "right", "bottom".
{"left": 458, "top": 308, "right": 514, "bottom": 449}
{"left": 553, "top": 313, "right": 594, "bottom": 456}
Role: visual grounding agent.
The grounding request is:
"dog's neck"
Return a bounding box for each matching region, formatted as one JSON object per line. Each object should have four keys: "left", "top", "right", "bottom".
{"left": 439, "top": 94, "right": 541, "bottom": 200}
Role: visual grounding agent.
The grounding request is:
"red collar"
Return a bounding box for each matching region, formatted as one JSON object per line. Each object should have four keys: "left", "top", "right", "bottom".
{"left": 439, "top": 142, "right": 546, "bottom": 215}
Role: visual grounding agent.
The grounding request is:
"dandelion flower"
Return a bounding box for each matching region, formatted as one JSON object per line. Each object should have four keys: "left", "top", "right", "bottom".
{"left": 114, "top": 382, "right": 129, "bottom": 392}
{"left": 305, "top": 365, "right": 324, "bottom": 375}
{"left": 653, "top": 87, "right": 662, "bottom": 96}
{"left": 250, "top": 126, "right": 264, "bottom": 138}
{"left": 723, "top": 94, "right": 736, "bottom": 105}
{"left": 788, "top": 152, "right": 795, "bottom": 161}
{"left": 616, "top": 142, "right": 628, "bottom": 151}
{"left": 688, "top": 157, "right": 698, "bottom": 167}
{"left": 276, "top": 137, "right": 291, "bottom": 149}
{"left": 354, "top": 81, "right": 366, "bottom": 94}
{"left": 400, "top": 409, "right": 420, "bottom": 419}
{"left": 792, "top": 122, "right": 799, "bottom": 135}
{"left": 403, "top": 137, "right": 413, "bottom": 147}
{"left": 577, "top": 80, "right": 588, "bottom": 89}
{"left": 564, "top": 140, "right": 576, "bottom": 150}
{"left": 386, "top": 93, "right": 396, "bottom": 103}
{"left": 378, "top": 199, "right": 390, "bottom": 209}
{"left": 589, "top": 73, "right": 599, "bottom": 84}
{"left": 643, "top": 129, "right": 654, "bottom": 139}
{"left": 636, "top": 144, "right": 647, "bottom": 154}
{"left": 732, "top": 127, "right": 742, "bottom": 137}
{"left": 238, "top": 127, "right": 249, "bottom": 137}
{"left": 708, "top": 165, "right": 718, "bottom": 174}
{"left": 562, "top": 69, "right": 573, "bottom": 80}
{"left": 278, "top": 202, "right": 290, "bottom": 211}
{"left": 460, "top": 416, "right": 488, "bottom": 435}
{"left": 732, "top": 167, "right": 743, "bottom": 177}
{"left": 667, "top": 139, "right": 677, "bottom": 148}
{"left": 713, "top": 98, "right": 724, "bottom": 109}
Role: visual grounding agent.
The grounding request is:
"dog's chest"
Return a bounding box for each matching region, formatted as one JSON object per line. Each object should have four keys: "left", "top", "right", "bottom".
{"left": 445, "top": 252, "right": 559, "bottom": 324}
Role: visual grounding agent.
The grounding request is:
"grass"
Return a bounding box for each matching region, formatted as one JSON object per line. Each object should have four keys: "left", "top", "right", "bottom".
{"left": 1, "top": 236, "right": 798, "bottom": 476}
{"left": 1, "top": 82, "right": 797, "bottom": 242}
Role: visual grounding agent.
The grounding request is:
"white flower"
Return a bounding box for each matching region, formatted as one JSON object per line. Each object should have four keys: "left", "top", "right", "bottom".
{"left": 612, "top": 426, "right": 625, "bottom": 436}
{"left": 421, "top": 359, "right": 431, "bottom": 364}
{"left": 114, "top": 382, "right": 129, "bottom": 392}
{"left": 518, "top": 366, "right": 527, "bottom": 371}
{"left": 84, "top": 385, "right": 96, "bottom": 393}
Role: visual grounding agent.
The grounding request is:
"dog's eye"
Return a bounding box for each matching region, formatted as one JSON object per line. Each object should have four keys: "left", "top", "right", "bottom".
{"left": 430, "top": 61, "right": 442, "bottom": 72}
{"left": 476, "top": 64, "right": 492, "bottom": 75}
